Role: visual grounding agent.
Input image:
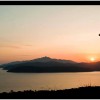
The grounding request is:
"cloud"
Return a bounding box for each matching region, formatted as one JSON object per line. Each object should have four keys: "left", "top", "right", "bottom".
{"left": 0, "top": 45, "right": 21, "bottom": 49}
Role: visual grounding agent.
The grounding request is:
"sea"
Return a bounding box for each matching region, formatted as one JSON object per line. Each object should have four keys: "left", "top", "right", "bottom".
{"left": 0, "top": 68, "right": 100, "bottom": 93}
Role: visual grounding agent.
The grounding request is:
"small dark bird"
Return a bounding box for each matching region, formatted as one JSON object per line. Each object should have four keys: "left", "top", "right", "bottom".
{"left": 99, "top": 34, "right": 100, "bottom": 36}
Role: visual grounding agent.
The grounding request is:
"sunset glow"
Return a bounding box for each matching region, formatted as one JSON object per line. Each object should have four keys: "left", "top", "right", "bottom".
{"left": 0, "top": 6, "right": 100, "bottom": 64}
{"left": 90, "top": 57, "right": 96, "bottom": 62}
{"left": 1, "top": 5, "right": 100, "bottom": 96}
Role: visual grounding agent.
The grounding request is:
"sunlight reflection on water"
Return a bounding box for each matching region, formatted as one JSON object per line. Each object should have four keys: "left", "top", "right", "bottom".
{"left": 0, "top": 68, "right": 100, "bottom": 92}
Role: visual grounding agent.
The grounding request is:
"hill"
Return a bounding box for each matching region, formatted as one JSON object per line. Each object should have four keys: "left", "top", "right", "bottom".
{"left": 1, "top": 56, "right": 100, "bottom": 73}
{"left": 0, "top": 86, "right": 100, "bottom": 99}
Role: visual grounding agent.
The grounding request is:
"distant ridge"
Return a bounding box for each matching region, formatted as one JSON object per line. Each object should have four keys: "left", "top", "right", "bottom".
{"left": 1, "top": 56, "right": 100, "bottom": 73}
{"left": 30, "top": 56, "right": 76, "bottom": 64}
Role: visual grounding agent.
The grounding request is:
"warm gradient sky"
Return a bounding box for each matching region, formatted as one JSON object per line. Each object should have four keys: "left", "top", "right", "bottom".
{"left": 1, "top": 5, "right": 100, "bottom": 64}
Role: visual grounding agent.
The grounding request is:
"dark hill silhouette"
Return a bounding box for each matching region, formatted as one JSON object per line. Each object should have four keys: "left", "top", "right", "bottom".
{"left": 32, "top": 56, "right": 76, "bottom": 64}
{"left": 0, "top": 86, "right": 100, "bottom": 99}
{"left": 1, "top": 56, "right": 100, "bottom": 73}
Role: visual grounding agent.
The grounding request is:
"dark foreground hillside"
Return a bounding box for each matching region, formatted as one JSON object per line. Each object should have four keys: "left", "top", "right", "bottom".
{"left": 1, "top": 86, "right": 100, "bottom": 99}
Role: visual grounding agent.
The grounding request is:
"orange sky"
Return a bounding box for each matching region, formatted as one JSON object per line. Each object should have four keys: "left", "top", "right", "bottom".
{"left": 0, "top": 6, "right": 100, "bottom": 64}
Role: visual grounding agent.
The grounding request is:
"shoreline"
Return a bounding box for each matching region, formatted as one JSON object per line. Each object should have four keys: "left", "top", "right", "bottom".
{"left": 0, "top": 86, "right": 100, "bottom": 99}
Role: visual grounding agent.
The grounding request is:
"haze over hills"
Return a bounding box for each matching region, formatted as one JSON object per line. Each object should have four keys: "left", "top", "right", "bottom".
{"left": 1, "top": 56, "right": 76, "bottom": 67}
{"left": 1, "top": 56, "right": 100, "bottom": 73}
{"left": 31, "top": 56, "right": 76, "bottom": 64}
{"left": 0, "top": 56, "right": 77, "bottom": 70}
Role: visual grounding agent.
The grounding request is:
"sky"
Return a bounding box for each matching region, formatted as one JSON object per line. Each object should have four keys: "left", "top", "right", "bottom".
{"left": 0, "top": 5, "right": 100, "bottom": 64}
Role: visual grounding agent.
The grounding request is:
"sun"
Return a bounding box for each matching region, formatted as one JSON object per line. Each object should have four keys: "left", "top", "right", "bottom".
{"left": 90, "top": 57, "right": 96, "bottom": 62}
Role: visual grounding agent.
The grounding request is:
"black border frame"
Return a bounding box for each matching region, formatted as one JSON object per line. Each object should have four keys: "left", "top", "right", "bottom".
{"left": 0, "top": 1, "right": 100, "bottom": 5}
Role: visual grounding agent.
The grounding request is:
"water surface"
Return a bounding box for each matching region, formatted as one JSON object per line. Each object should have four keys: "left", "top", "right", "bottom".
{"left": 0, "top": 68, "right": 100, "bottom": 92}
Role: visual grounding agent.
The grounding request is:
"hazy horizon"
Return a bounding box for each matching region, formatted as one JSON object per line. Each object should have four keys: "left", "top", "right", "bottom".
{"left": 1, "top": 5, "right": 100, "bottom": 64}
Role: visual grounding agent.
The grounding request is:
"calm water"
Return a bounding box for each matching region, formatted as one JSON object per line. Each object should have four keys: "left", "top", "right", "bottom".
{"left": 0, "top": 68, "right": 100, "bottom": 92}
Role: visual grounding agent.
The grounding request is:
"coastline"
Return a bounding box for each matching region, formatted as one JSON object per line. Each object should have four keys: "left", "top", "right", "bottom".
{"left": 0, "top": 86, "right": 100, "bottom": 99}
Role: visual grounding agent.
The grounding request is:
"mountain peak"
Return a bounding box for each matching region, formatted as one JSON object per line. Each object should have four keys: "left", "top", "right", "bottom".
{"left": 41, "top": 56, "right": 51, "bottom": 59}
{"left": 32, "top": 56, "right": 52, "bottom": 63}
